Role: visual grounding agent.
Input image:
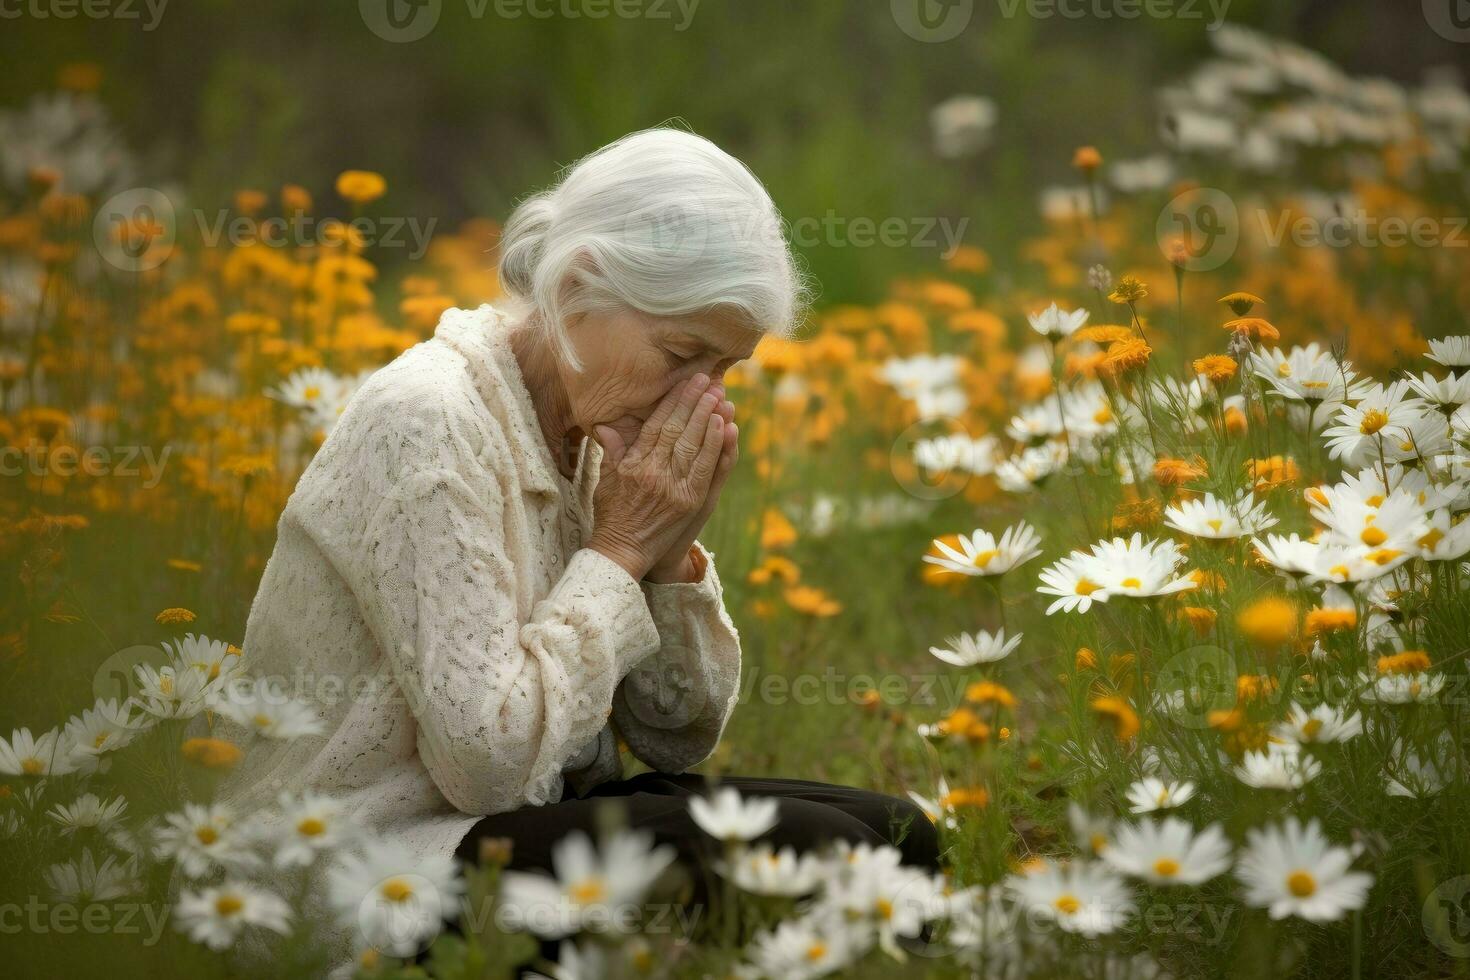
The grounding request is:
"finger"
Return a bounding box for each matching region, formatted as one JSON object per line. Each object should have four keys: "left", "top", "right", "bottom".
{"left": 690, "top": 413, "right": 725, "bottom": 483}
{"left": 630, "top": 379, "right": 696, "bottom": 461}
{"left": 673, "top": 390, "right": 719, "bottom": 469}
{"left": 705, "top": 421, "right": 739, "bottom": 498}
{"left": 656, "top": 374, "right": 710, "bottom": 456}
{"left": 714, "top": 397, "right": 734, "bottom": 424}
{"left": 593, "top": 424, "right": 627, "bottom": 475}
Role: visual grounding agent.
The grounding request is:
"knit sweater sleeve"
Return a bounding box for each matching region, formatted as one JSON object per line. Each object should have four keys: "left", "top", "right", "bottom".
{"left": 364, "top": 464, "right": 662, "bottom": 815}
{"left": 612, "top": 541, "right": 743, "bottom": 773}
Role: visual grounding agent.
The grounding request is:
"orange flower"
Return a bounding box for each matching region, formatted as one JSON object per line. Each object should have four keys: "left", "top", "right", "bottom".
{"left": 1377, "top": 650, "right": 1432, "bottom": 675}
{"left": 156, "top": 607, "right": 196, "bottom": 625}
{"left": 1180, "top": 606, "right": 1218, "bottom": 636}
{"left": 1192, "top": 354, "right": 1237, "bottom": 385}
{"left": 783, "top": 585, "right": 842, "bottom": 617}
{"left": 1073, "top": 324, "right": 1135, "bottom": 345}
{"left": 1101, "top": 338, "right": 1152, "bottom": 378}
{"left": 938, "top": 787, "right": 990, "bottom": 810}
{"left": 181, "top": 737, "right": 242, "bottom": 769}
{"left": 1111, "top": 496, "right": 1162, "bottom": 533}
{"left": 945, "top": 245, "right": 990, "bottom": 274}
{"left": 965, "top": 681, "right": 1017, "bottom": 708}
{"left": 1236, "top": 596, "right": 1298, "bottom": 647}
{"left": 1075, "top": 647, "right": 1099, "bottom": 671}
{"left": 336, "top": 170, "right": 388, "bottom": 205}
{"left": 1152, "top": 456, "right": 1206, "bottom": 487}
{"left": 747, "top": 555, "right": 801, "bottom": 586}
{"left": 1246, "top": 455, "right": 1300, "bottom": 491}
{"left": 1072, "top": 145, "right": 1103, "bottom": 173}
{"left": 1305, "top": 608, "right": 1356, "bottom": 635}
{"left": 760, "top": 508, "right": 798, "bottom": 550}
{"left": 1108, "top": 276, "right": 1148, "bottom": 305}
{"left": 1219, "top": 291, "right": 1265, "bottom": 317}
{"left": 1090, "top": 696, "right": 1140, "bottom": 741}
{"left": 1223, "top": 316, "right": 1280, "bottom": 342}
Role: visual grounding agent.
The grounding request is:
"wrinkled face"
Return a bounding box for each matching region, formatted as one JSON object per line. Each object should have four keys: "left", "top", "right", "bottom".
{"left": 559, "top": 308, "right": 763, "bottom": 429}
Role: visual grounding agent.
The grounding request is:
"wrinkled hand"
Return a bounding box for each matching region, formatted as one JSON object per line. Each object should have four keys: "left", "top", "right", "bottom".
{"left": 588, "top": 374, "right": 738, "bottom": 582}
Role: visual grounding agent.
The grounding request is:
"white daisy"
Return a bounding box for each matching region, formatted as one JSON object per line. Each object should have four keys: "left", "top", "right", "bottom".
{"left": 0, "top": 726, "right": 75, "bottom": 776}
{"left": 1233, "top": 742, "right": 1322, "bottom": 789}
{"left": 1164, "top": 492, "right": 1278, "bottom": 539}
{"left": 64, "top": 698, "right": 146, "bottom": 771}
{"left": 1322, "top": 381, "right": 1428, "bottom": 465}
{"left": 1125, "top": 778, "right": 1196, "bottom": 814}
{"left": 719, "top": 843, "right": 825, "bottom": 897}
{"left": 46, "top": 792, "right": 128, "bottom": 836}
{"left": 689, "top": 786, "right": 781, "bottom": 843}
{"left": 1252, "top": 532, "right": 1322, "bottom": 579}
{"left": 745, "top": 912, "right": 856, "bottom": 980}
{"left": 498, "top": 829, "right": 673, "bottom": 939}
{"left": 43, "top": 848, "right": 141, "bottom": 902}
{"left": 1068, "top": 803, "right": 1113, "bottom": 857}
{"left": 1272, "top": 703, "right": 1362, "bottom": 744}
{"left": 924, "top": 521, "right": 1042, "bottom": 577}
{"left": 133, "top": 662, "right": 220, "bottom": 720}
{"left": 1036, "top": 552, "right": 1112, "bottom": 614}
{"left": 1427, "top": 336, "right": 1470, "bottom": 369}
{"left": 1236, "top": 817, "right": 1372, "bottom": 921}
{"left": 1087, "top": 534, "right": 1197, "bottom": 600}
{"left": 1007, "top": 860, "right": 1134, "bottom": 937}
{"left": 265, "top": 366, "right": 344, "bottom": 410}
{"left": 1403, "top": 370, "right": 1470, "bottom": 412}
{"left": 175, "top": 882, "right": 292, "bottom": 951}
{"left": 1359, "top": 670, "right": 1444, "bottom": 704}
{"left": 210, "top": 678, "right": 325, "bottom": 740}
{"left": 271, "top": 791, "right": 357, "bottom": 868}
{"left": 164, "top": 633, "right": 245, "bottom": 685}
{"left": 328, "top": 837, "right": 464, "bottom": 956}
{"left": 153, "top": 802, "right": 260, "bottom": 878}
{"left": 1102, "top": 817, "right": 1232, "bottom": 886}
{"left": 1027, "top": 303, "right": 1090, "bottom": 341}
{"left": 928, "top": 628, "right": 1021, "bottom": 667}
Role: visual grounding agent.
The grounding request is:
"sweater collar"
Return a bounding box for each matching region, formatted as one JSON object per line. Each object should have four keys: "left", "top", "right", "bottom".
{"left": 433, "top": 304, "right": 564, "bottom": 497}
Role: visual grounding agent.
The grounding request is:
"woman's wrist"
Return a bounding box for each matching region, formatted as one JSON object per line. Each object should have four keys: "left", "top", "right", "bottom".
{"left": 587, "top": 532, "right": 649, "bottom": 581}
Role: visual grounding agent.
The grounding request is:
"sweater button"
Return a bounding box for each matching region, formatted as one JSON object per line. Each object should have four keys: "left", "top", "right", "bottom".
{"left": 471, "top": 559, "right": 485, "bottom": 571}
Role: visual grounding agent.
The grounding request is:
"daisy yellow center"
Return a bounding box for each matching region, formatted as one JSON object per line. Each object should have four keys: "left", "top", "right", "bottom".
{"left": 1287, "top": 870, "right": 1317, "bottom": 898}
{"left": 1121, "top": 577, "right": 1141, "bottom": 589}
{"left": 874, "top": 898, "right": 894, "bottom": 920}
{"left": 971, "top": 549, "right": 999, "bottom": 569}
{"left": 1277, "top": 363, "right": 1292, "bottom": 378}
{"left": 1206, "top": 519, "right": 1223, "bottom": 532}
{"left": 1153, "top": 858, "right": 1181, "bottom": 878}
{"left": 1301, "top": 380, "right": 1329, "bottom": 390}
{"left": 805, "top": 943, "right": 828, "bottom": 963}
{"left": 297, "top": 817, "right": 326, "bottom": 837}
{"left": 1359, "top": 409, "right": 1389, "bottom": 435}
{"left": 1420, "top": 528, "right": 1445, "bottom": 550}
{"left": 1094, "top": 407, "right": 1113, "bottom": 424}
{"left": 214, "top": 895, "right": 244, "bottom": 917}
{"left": 1157, "top": 788, "right": 1171, "bottom": 805}
{"left": 1365, "top": 494, "right": 1385, "bottom": 506}
{"left": 21, "top": 758, "right": 43, "bottom": 775}
{"left": 380, "top": 878, "right": 415, "bottom": 903}
{"left": 1075, "top": 578, "right": 1102, "bottom": 596}
{"left": 253, "top": 713, "right": 273, "bottom": 729}
{"left": 570, "top": 877, "right": 607, "bottom": 904}
{"left": 195, "top": 826, "right": 219, "bottom": 846}
{"left": 1301, "top": 719, "right": 1323, "bottom": 739}
{"left": 93, "top": 733, "right": 111, "bottom": 748}
{"left": 303, "top": 386, "right": 321, "bottom": 400}
{"left": 1360, "top": 526, "right": 1387, "bottom": 546}
{"left": 1089, "top": 833, "right": 1107, "bottom": 854}
{"left": 160, "top": 676, "right": 174, "bottom": 696}
{"left": 1054, "top": 894, "right": 1081, "bottom": 915}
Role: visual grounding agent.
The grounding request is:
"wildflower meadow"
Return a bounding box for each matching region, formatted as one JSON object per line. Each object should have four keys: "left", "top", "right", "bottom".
{"left": 6, "top": 10, "right": 1470, "bottom": 980}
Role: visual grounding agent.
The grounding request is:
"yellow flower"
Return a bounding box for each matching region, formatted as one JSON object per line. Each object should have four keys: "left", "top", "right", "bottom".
{"left": 965, "top": 681, "right": 1017, "bottom": 708}
{"left": 1192, "top": 354, "right": 1238, "bottom": 385}
{"left": 945, "top": 245, "right": 990, "bottom": 274}
{"left": 748, "top": 555, "right": 801, "bottom": 586}
{"left": 1236, "top": 597, "right": 1298, "bottom": 648}
{"left": 1219, "top": 292, "right": 1265, "bottom": 317}
{"left": 1377, "top": 650, "right": 1431, "bottom": 675}
{"left": 336, "top": 170, "right": 388, "bottom": 205}
{"left": 1075, "top": 647, "right": 1098, "bottom": 671}
{"left": 1108, "top": 276, "right": 1148, "bottom": 305}
{"left": 760, "top": 508, "right": 798, "bottom": 550}
{"left": 281, "top": 184, "right": 313, "bottom": 213}
{"left": 1090, "top": 696, "right": 1140, "bottom": 742}
{"left": 1246, "top": 456, "right": 1299, "bottom": 491}
{"left": 1305, "top": 608, "right": 1356, "bottom": 635}
{"left": 1152, "top": 457, "right": 1206, "bottom": 487}
{"left": 783, "top": 585, "right": 842, "bottom": 617}
{"left": 167, "top": 558, "right": 203, "bottom": 573}
{"left": 1223, "top": 317, "right": 1279, "bottom": 342}
{"left": 1101, "top": 338, "right": 1151, "bottom": 378}
{"left": 1072, "top": 145, "right": 1103, "bottom": 173}
{"left": 220, "top": 453, "right": 275, "bottom": 478}
{"left": 938, "top": 787, "right": 990, "bottom": 810}
{"left": 156, "top": 607, "right": 197, "bottom": 625}
{"left": 1179, "top": 606, "right": 1218, "bottom": 636}
{"left": 181, "top": 737, "right": 243, "bottom": 770}
{"left": 1073, "top": 324, "right": 1135, "bottom": 345}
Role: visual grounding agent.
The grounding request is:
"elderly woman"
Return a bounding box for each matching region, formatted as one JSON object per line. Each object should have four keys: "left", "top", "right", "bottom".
{"left": 228, "top": 129, "right": 937, "bottom": 921}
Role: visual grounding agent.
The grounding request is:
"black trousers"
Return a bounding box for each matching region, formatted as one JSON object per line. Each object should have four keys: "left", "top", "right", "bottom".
{"left": 457, "top": 771, "right": 942, "bottom": 875}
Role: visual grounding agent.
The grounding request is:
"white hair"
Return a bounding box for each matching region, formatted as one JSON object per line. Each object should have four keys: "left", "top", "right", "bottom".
{"left": 498, "top": 127, "right": 807, "bottom": 369}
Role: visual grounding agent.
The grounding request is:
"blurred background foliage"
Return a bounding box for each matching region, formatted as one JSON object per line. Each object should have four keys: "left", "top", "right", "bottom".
{"left": 2, "top": 0, "right": 1465, "bottom": 303}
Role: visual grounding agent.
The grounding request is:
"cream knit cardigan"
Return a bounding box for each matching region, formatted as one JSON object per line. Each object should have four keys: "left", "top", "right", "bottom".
{"left": 222, "top": 303, "right": 743, "bottom": 873}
